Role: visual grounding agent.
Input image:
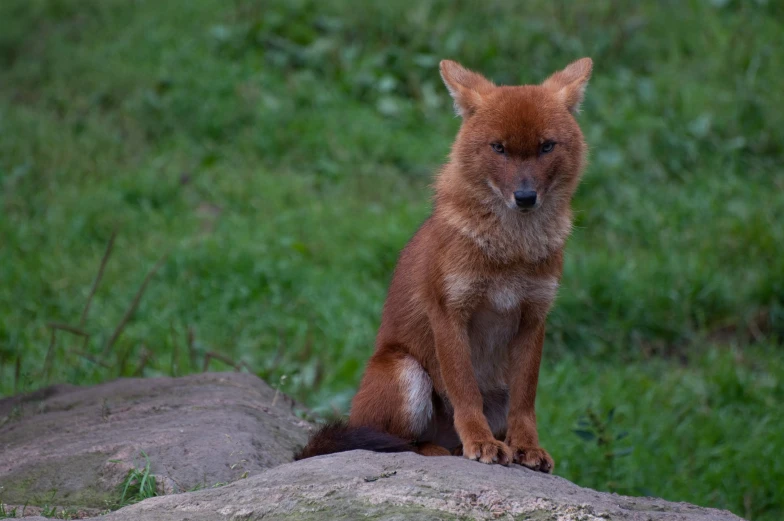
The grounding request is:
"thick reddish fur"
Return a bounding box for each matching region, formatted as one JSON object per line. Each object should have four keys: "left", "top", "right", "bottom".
{"left": 297, "top": 58, "right": 593, "bottom": 472}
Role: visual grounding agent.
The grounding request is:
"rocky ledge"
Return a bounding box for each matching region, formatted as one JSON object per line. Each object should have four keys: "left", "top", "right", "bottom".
{"left": 0, "top": 373, "right": 743, "bottom": 520}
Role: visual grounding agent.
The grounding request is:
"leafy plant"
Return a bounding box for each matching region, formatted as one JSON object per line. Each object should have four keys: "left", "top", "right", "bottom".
{"left": 573, "top": 407, "right": 632, "bottom": 493}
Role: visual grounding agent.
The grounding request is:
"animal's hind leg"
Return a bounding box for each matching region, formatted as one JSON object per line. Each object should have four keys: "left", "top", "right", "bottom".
{"left": 416, "top": 442, "right": 451, "bottom": 456}
{"left": 349, "top": 348, "right": 435, "bottom": 441}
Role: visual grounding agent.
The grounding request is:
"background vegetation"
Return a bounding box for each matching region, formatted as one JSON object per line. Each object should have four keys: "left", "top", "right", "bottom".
{"left": 1, "top": 0, "right": 782, "bottom": 519}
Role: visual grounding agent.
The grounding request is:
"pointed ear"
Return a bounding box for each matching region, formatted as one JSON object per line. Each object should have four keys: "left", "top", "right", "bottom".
{"left": 439, "top": 60, "right": 495, "bottom": 117}
{"left": 542, "top": 57, "right": 593, "bottom": 114}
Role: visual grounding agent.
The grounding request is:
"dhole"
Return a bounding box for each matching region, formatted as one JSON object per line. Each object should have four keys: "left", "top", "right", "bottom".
{"left": 297, "top": 57, "right": 593, "bottom": 472}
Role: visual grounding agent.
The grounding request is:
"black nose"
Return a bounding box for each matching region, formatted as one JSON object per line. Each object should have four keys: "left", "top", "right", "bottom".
{"left": 513, "top": 190, "right": 537, "bottom": 209}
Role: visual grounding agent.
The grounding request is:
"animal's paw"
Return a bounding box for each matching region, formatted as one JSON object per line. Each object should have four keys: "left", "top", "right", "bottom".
{"left": 462, "top": 439, "right": 511, "bottom": 465}
{"left": 511, "top": 445, "right": 554, "bottom": 473}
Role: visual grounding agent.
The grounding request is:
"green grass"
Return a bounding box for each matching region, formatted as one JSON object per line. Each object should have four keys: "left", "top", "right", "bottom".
{"left": 0, "top": 0, "right": 782, "bottom": 519}
{"left": 36, "top": 491, "right": 76, "bottom": 520}
{"left": 0, "top": 503, "right": 17, "bottom": 519}
{"left": 116, "top": 452, "right": 158, "bottom": 508}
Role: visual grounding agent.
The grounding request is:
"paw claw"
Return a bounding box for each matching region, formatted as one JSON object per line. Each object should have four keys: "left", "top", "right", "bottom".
{"left": 462, "top": 439, "right": 511, "bottom": 466}
{"left": 512, "top": 446, "right": 554, "bottom": 473}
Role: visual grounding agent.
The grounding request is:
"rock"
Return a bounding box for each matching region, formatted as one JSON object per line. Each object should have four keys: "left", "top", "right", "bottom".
{"left": 0, "top": 373, "right": 311, "bottom": 510}
{"left": 74, "top": 451, "right": 743, "bottom": 521}
{"left": 0, "top": 376, "right": 745, "bottom": 520}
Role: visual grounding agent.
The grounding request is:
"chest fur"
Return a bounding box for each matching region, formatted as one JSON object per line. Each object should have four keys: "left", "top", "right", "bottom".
{"left": 444, "top": 272, "right": 559, "bottom": 390}
{"left": 444, "top": 272, "right": 559, "bottom": 313}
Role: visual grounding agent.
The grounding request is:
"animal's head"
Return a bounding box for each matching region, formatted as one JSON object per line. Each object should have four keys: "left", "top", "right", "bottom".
{"left": 439, "top": 58, "right": 592, "bottom": 213}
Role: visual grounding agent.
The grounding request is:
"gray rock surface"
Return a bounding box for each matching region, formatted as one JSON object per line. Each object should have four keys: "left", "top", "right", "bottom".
{"left": 0, "top": 375, "right": 745, "bottom": 520}
{"left": 85, "top": 451, "right": 743, "bottom": 521}
{"left": 0, "top": 373, "right": 311, "bottom": 510}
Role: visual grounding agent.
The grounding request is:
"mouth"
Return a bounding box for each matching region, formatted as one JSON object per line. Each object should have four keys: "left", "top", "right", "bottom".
{"left": 516, "top": 204, "right": 539, "bottom": 214}
{"left": 506, "top": 200, "right": 542, "bottom": 215}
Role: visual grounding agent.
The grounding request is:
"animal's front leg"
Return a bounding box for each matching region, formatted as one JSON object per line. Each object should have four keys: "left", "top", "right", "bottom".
{"left": 505, "top": 321, "right": 554, "bottom": 473}
{"left": 430, "top": 308, "right": 511, "bottom": 465}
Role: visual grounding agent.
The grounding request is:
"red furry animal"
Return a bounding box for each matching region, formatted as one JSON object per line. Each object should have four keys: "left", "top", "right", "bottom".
{"left": 297, "top": 57, "right": 593, "bottom": 473}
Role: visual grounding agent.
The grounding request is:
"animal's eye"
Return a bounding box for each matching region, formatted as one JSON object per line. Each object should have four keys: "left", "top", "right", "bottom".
{"left": 491, "top": 143, "right": 505, "bottom": 154}
{"left": 540, "top": 141, "right": 556, "bottom": 154}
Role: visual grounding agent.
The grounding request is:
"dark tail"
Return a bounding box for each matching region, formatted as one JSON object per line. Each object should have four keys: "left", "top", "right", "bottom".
{"left": 295, "top": 420, "right": 415, "bottom": 460}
